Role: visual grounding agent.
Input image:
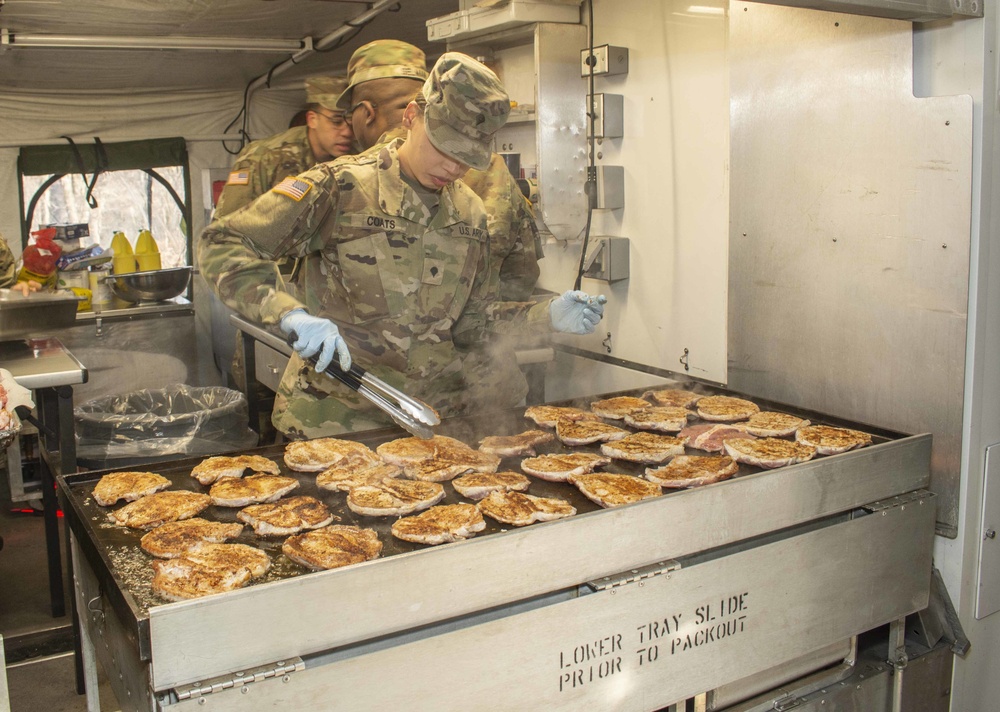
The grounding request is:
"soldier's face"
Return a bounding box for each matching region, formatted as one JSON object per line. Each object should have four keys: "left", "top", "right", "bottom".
{"left": 397, "top": 105, "right": 468, "bottom": 191}
{"left": 307, "top": 109, "right": 356, "bottom": 161}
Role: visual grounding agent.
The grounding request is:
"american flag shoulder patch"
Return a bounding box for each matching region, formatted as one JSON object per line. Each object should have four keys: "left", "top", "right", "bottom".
{"left": 273, "top": 176, "right": 313, "bottom": 201}
{"left": 227, "top": 170, "right": 250, "bottom": 186}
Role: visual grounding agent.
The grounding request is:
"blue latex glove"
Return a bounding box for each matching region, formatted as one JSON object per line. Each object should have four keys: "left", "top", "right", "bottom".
{"left": 549, "top": 291, "right": 607, "bottom": 335}
{"left": 279, "top": 309, "right": 352, "bottom": 373}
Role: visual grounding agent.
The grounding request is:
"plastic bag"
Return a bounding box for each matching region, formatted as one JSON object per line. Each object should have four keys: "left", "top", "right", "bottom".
{"left": 19, "top": 228, "right": 63, "bottom": 286}
{"left": 75, "top": 383, "right": 258, "bottom": 464}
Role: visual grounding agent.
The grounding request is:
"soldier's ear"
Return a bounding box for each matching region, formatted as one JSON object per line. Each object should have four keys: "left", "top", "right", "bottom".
{"left": 401, "top": 102, "right": 418, "bottom": 129}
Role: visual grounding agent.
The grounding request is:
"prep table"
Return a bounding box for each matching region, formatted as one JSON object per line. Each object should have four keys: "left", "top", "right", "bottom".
{"left": 2, "top": 336, "right": 87, "bottom": 618}
{"left": 59, "top": 385, "right": 934, "bottom": 711}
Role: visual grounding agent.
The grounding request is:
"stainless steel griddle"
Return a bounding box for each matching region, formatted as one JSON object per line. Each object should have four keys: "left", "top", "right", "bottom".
{"left": 59, "top": 385, "right": 934, "bottom": 712}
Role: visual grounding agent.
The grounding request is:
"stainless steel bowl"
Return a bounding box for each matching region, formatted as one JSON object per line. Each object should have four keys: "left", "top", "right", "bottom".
{"left": 106, "top": 266, "right": 192, "bottom": 303}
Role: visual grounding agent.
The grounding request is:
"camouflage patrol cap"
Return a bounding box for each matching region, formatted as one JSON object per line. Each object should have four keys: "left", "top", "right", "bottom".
{"left": 421, "top": 52, "right": 510, "bottom": 171}
{"left": 335, "top": 40, "right": 428, "bottom": 110}
{"left": 306, "top": 76, "right": 349, "bottom": 112}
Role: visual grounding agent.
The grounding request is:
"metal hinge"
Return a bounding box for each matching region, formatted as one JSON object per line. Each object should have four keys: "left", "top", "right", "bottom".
{"left": 587, "top": 560, "right": 681, "bottom": 591}
{"left": 175, "top": 657, "right": 305, "bottom": 700}
{"left": 773, "top": 694, "right": 804, "bottom": 711}
{"left": 862, "top": 489, "right": 933, "bottom": 514}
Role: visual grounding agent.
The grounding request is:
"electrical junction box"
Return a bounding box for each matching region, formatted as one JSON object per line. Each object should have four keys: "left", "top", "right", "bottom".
{"left": 580, "top": 44, "right": 629, "bottom": 77}
{"left": 595, "top": 165, "right": 624, "bottom": 210}
{"left": 583, "top": 236, "right": 629, "bottom": 282}
{"left": 590, "top": 93, "right": 623, "bottom": 139}
{"left": 426, "top": 1, "right": 582, "bottom": 42}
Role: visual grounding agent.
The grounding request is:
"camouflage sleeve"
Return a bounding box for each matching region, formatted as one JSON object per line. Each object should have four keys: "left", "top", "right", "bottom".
{"left": 497, "top": 188, "right": 542, "bottom": 301}
{"left": 0, "top": 234, "right": 17, "bottom": 288}
{"left": 198, "top": 166, "right": 336, "bottom": 325}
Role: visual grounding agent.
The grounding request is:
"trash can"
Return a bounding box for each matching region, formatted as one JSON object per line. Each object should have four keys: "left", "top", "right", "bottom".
{"left": 75, "top": 383, "right": 259, "bottom": 470}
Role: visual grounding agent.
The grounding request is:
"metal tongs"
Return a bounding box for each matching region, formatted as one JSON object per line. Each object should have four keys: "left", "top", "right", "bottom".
{"left": 286, "top": 332, "right": 440, "bottom": 439}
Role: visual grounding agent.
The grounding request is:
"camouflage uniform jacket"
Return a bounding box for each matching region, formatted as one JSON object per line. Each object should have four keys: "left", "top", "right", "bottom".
{"left": 0, "top": 235, "right": 17, "bottom": 288}
{"left": 213, "top": 126, "right": 317, "bottom": 219}
{"left": 198, "top": 139, "right": 550, "bottom": 439}
{"left": 459, "top": 153, "right": 544, "bottom": 409}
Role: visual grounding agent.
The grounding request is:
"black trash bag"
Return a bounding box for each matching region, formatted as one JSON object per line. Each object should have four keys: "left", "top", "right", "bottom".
{"left": 75, "top": 383, "right": 258, "bottom": 467}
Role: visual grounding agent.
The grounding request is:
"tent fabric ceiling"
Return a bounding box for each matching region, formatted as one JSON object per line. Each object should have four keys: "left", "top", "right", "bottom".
{"left": 0, "top": 0, "right": 457, "bottom": 92}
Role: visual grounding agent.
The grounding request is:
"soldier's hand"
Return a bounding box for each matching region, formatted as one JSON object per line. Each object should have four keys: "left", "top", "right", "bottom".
{"left": 279, "top": 309, "right": 352, "bottom": 372}
{"left": 549, "top": 291, "right": 606, "bottom": 335}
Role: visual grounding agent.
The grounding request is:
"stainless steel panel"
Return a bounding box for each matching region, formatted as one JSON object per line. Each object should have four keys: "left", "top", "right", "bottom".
{"left": 253, "top": 341, "right": 288, "bottom": 394}
{"left": 748, "top": 0, "right": 981, "bottom": 22}
{"left": 164, "top": 500, "right": 934, "bottom": 711}
{"left": 727, "top": 2, "right": 972, "bottom": 536}
{"left": 975, "top": 442, "right": 1000, "bottom": 618}
{"left": 0, "top": 337, "right": 87, "bottom": 389}
{"left": 0, "top": 289, "right": 79, "bottom": 339}
{"left": 148, "top": 434, "right": 931, "bottom": 690}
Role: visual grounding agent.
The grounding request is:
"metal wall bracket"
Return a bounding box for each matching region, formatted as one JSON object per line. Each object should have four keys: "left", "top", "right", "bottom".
{"left": 175, "top": 657, "right": 305, "bottom": 700}
{"left": 862, "top": 489, "right": 933, "bottom": 514}
{"left": 745, "top": 0, "right": 981, "bottom": 22}
{"left": 586, "top": 559, "right": 680, "bottom": 591}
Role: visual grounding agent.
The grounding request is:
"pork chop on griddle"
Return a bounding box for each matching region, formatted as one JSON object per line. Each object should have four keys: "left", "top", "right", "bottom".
{"left": 191, "top": 455, "right": 281, "bottom": 486}
{"left": 390, "top": 504, "right": 486, "bottom": 545}
{"left": 523, "top": 405, "right": 602, "bottom": 429}
{"left": 452, "top": 471, "right": 531, "bottom": 500}
{"left": 109, "top": 490, "right": 211, "bottom": 530}
{"left": 590, "top": 396, "right": 652, "bottom": 420}
{"left": 347, "top": 479, "right": 445, "bottom": 516}
{"left": 140, "top": 518, "right": 244, "bottom": 558}
{"left": 209, "top": 474, "right": 300, "bottom": 507}
{"left": 569, "top": 473, "right": 662, "bottom": 508}
{"left": 795, "top": 425, "right": 872, "bottom": 455}
{"left": 696, "top": 395, "right": 760, "bottom": 422}
{"left": 745, "top": 412, "right": 810, "bottom": 438}
{"left": 237, "top": 496, "right": 334, "bottom": 536}
{"left": 284, "top": 438, "right": 380, "bottom": 472}
{"left": 151, "top": 543, "right": 270, "bottom": 601}
{"left": 282, "top": 525, "right": 382, "bottom": 571}
{"left": 521, "top": 452, "right": 611, "bottom": 482}
{"left": 600, "top": 432, "right": 688, "bottom": 465}
{"left": 645, "top": 455, "right": 739, "bottom": 488}
{"left": 555, "top": 419, "right": 630, "bottom": 446}
{"left": 724, "top": 438, "right": 816, "bottom": 469}
{"left": 477, "top": 491, "right": 576, "bottom": 527}
{"left": 92, "top": 471, "right": 171, "bottom": 507}
{"left": 684, "top": 423, "right": 755, "bottom": 453}
{"left": 316, "top": 462, "right": 403, "bottom": 492}
{"left": 478, "top": 430, "right": 554, "bottom": 457}
{"left": 623, "top": 406, "right": 690, "bottom": 433}
{"left": 642, "top": 388, "right": 702, "bottom": 409}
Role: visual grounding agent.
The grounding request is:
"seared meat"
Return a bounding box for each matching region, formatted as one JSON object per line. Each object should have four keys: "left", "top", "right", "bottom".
{"left": 724, "top": 438, "right": 816, "bottom": 469}
{"left": 109, "top": 490, "right": 211, "bottom": 530}
{"left": 452, "top": 472, "right": 531, "bottom": 500}
{"left": 140, "top": 518, "right": 244, "bottom": 558}
{"left": 378, "top": 435, "right": 500, "bottom": 481}
{"left": 376, "top": 435, "right": 469, "bottom": 465}
{"left": 191, "top": 455, "right": 281, "bottom": 486}
{"left": 589, "top": 396, "right": 652, "bottom": 420}
{"left": 521, "top": 453, "right": 611, "bottom": 482}
{"left": 316, "top": 462, "right": 403, "bottom": 492}
{"left": 477, "top": 491, "right": 576, "bottom": 527}
{"left": 347, "top": 479, "right": 445, "bottom": 516}
{"left": 282, "top": 525, "right": 382, "bottom": 571}
{"left": 478, "top": 430, "right": 554, "bottom": 457}
{"left": 209, "top": 474, "right": 300, "bottom": 507}
{"left": 795, "top": 425, "right": 872, "bottom": 455}
{"left": 523, "top": 405, "right": 602, "bottom": 428}
{"left": 642, "top": 388, "right": 702, "bottom": 409}
{"left": 600, "top": 432, "right": 688, "bottom": 465}
{"left": 623, "top": 406, "right": 690, "bottom": 433}
{"left": 237, "top": 496, "right": 334, "bottom": 536}
{"left": 696, "top": 396, "right": 760, "bottom": 422}
{"left": 390, "top": 504, "right": 486, "bottom": 545}
{"left": 284, "top": 438, "right": 380, "bottom": 472}
{"left": 645, "top": 455, "right": 739, "bottom": 488}
{"left": 92, "top": 471, "right": 170, "bottom": 507}
{"left": 683, "top": 423, "right": 755, "bottom": 453}
{"left": 555, "top": 419, "right": 630, "bottom": 446}
{"left": 569, "top": 473, "right": 662, "bottom": 508}
{"left": 745, "top": 411, "right": 810, "bottom": 438}
{"left": 151, "top": 543, "right": 270, "bottom": 601}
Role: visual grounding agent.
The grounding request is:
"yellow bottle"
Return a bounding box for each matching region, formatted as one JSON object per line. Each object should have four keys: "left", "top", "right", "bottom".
{"left": 111, "top": 230, "right": 136, "bottom": 274}
{"left": 135, "top": 229, "right": 161, "bottom": 272}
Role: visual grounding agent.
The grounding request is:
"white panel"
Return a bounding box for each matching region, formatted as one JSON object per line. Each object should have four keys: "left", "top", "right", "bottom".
{"left": 727, "top": 2, "right": 972, "bottom": 534}
{"left": 976, "top": 443, "right": 1000, "bottom": 618}
{"left": 537, "top": 0, "right": 730, "bottom": 384}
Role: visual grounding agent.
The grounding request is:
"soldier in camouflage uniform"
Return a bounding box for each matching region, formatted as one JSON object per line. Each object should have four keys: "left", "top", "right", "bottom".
{"left": 340, "top": 41, "right": 545, "bottom": 410}
{"left": 215, "top": 76, "right": 355, "bottom": 391}
{"left": 198, "top": 53, "right": 605, "bottom": 439}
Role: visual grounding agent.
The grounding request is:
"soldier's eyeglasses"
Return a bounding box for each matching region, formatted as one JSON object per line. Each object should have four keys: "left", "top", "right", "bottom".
{"left": 348, "top": 100, "right": 377, "bottom": 118}
{"left": 317, "top": 111, "right": 349, "bottom": 128}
